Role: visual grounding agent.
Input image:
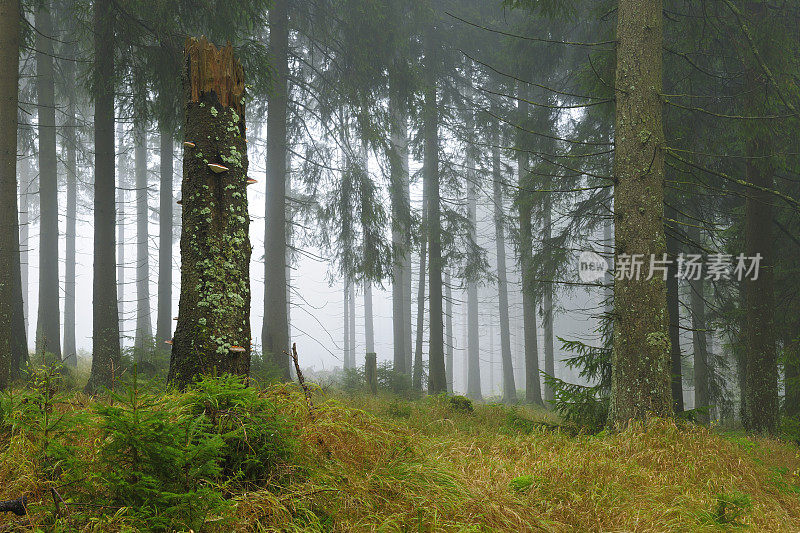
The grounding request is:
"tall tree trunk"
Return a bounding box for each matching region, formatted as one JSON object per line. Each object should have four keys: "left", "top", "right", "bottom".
{"left": 364, "top": 281, "right": 374, "bottom": 354}
{"left": 491, "top": 123, "right": 516, "bottom": 403}
{"left": 168, "top": 38, "right": 251, "bottom": 388}
{"left": 343, "top": 281, "right": 350, "bottom": 369}
{"left": 35, "top": 1, "right": 61, "bottom": 359}
{"left": 609, "top": 0, "right": 672, "bottom": 425}
{"left": 263, "top": 0, "right": 291, "bottom": 380}
{"left": 156, "top": 109, "right": 174, "bottom": 346}
{"left": 666, "top": 206, "right": 683, "bottom": 412}
{"left": 116, "top": 121, "right": 126, "bottom": 346}
{"left": 424, "top": 21, "right": 445, "bottom": 396}
{"left": 445, "top": 269, "right": 453, "bottom": 393}
{"left": 20, "top": 158, "right": 29, "bottom": 341}
{"left": 63, "top": 55, "right": 78, "bottom": 366}
{"left": 466, "top": 167, "right": 482, "bottom": 400}
{"left": 542, "top": 187, "right": 555, "bottom": 404}
{"left": 689, "top": 224, "right": 709, "bottom": 422}
{"left": 0, "top": 0, "right": 19, "bottom": 388}
{"left": 413, "top": 211, "right": 427, "bottom": 391}
{"left": 784, "top": 325, "right": 800, "bottom": 419}
{"left": 741, "top": 2, "right": 777, "bottom": 435}
{"left": 86, "top": 0, "right": 120, "bottom": 393}
{"left": 349, "top": 277, "right": 356, "bottom": 368}
{"left": 389, "top": 91, "right": 410, "bottom": 374}
{"left": 133, "top": 121, "right": 152, "bottom": 351}
{"left": 517, "top": 82, "right": 541, "bottom": 405}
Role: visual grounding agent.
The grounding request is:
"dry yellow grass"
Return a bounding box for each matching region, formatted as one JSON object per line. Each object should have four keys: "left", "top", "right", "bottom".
{"left": 2, "top": 383, "right": 800, "bottom": 532}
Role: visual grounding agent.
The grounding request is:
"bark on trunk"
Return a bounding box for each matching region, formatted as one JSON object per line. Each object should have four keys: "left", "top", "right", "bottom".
{"left": 62, "top": 54, "right": 77, "bottom": 366}
{"left": 348, "top": 277, "right": 356, "bottom": 368}
{"left": 390, "top": 91, "right": 410, "bottom": 374}
{"left": 262, "top": 0, "right": 291, "bottom": 380}
{"left": 168, "top": 37, "right": 251, "bottom": 388}
{"left": 133, "top": 121, "right": 152, "bottom": 352}
{"left": 445, "top": 269, "right": 453, "bottom": 393}
{"left": 413, "top": 210, "right": 427, "bottom": 391}
{"left": 0, "top": 0, "right": 19, "bottom": 388}
{"left": 542, "top": 182, "right": 555, "bottom": 404}
{"left": 116, "top": 121, "right": 126, "bottom": 345}
{"left": 424, "top": 26, "right": 446, "bottom": 395}
{"left": 666, "top": 206, "right": 683, "bottom": 412}
{"left": 156, "top": 112, "right": 174, "bottom": 346}
{"left": 466, "top": 165, "right": 482, "bottom": 400}
{"left": 609, "top": 0, "right": 673, "bottom": 425}
{"left": 517, "top": 82, "right": 541, "bottom": 405}
{"left": 689, "top": 223, "right": 709, "bottom": 422}
{"left": 35, "top": 1, "right": 61, "bottom": 359}
{"left": 86, "top": 0, "right": 121, "bottom": 393}
{"left": 343, "top": 281, "right": 350, "bottom": 368}
{"left": 491, "top": 123, "right": 516, "bottom": 403}
{"left": 741, "top": 1, "right": 777, "bottom": 435}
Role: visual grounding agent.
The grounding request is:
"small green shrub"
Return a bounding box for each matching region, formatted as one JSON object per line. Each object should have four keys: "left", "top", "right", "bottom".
{"left": 448, "top": 395, "right": 473, "bottom": 413}
{"left": 181, "top": 374, "right": 295, "bottom": 483}
{"left": 510, "top": 475, "right": 536, "bottom": 493}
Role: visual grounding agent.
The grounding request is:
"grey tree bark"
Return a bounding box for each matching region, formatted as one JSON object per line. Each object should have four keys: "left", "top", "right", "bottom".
{"left": 445, "top": 269, "right": 453, "bottom": 393}
{"left": 542, "top": 183, "right": 555, "bottom": 404}
{"left": 466, "top": 159, "right": 482, "bottom": 400}
{"left": 35, "top": 1, "right": 61, "bottom": 359}
{"left": 63, "top": 54, "right": 78, "bottom": 366}
{"left": 389, "top": 92, "right": 410, "bottom": 374}
{"left": 413, "top": 208, "right": 427, "bottom": 391}
{"left": 741, "top": 1, "right": 777, "bottom": 435}
{"left": 263, "top": 0, "right": 291, "bottom": 380}
{"left": 689, "top": 224, "right": 708, "bottom": 423}
{"left": 491, "top": 119, "right": 516, "bottom": 404}
{"left": 0, "top": 0, "right": 19, "bottom": 388}
{"left": 609, "top": 0, "right": 673, "bottom": 425}
{"left": 156, "top": 109, "right": 174, "bottom": 346}
{"left": 85, "top": 0, "right": 121, "bottom": 393}
{"left": 116, "top": 121, "right": 126, "bottom": 345}
{"left": 665, "top": 206, "right": 684, "bottom": 412}
{"left": 517, "top": 82, "right": 541, "bottom": 405}
{"left": 133, "top": 121, "right": 152, "bottom": 351}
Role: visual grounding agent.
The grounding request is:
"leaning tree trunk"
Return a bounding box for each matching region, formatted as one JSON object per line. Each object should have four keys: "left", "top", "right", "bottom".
{"left": 62, "top": 53, "right": 78, "bottom": 366}
{"left": 35, "top": 1, "right": 61, "bottom": 359}
{"left": 168, "top": 38, "right": 251, "bottom": 388}
{"left": 0, "top": 0, "right": 20, "bottom": 388}
{"left": 134, "top": 121, "right": 152, "bottom": 352}
{"left": 389, "top": 89, "right": 410, "bottom": 374}
{"left": 741, "top": 2, "right": 777, "bottom": 435}
{"left": 609, "top": 0, "right": 673, "bottom": 426}
{"left": 490, "top": 120, "right": 515, "bottom": 403}
{"left": 517, "top": 81, "right": 542, "bottom": 405}
{"left": 85, "top": 0, "right": 120, "bottom": 394}
{"left": 263, "top": 0, "right": 291, "bottom": 380}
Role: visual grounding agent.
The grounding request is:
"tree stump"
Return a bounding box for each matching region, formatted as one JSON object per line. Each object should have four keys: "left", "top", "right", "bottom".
{"left": 365, "top": 352, "right": 378, "bottom": 394}
{"left": 168, "top": 37, "right": 250, "bottom": 388}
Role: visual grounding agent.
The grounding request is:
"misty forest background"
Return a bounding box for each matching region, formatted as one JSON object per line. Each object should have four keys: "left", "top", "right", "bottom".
{"left": 2, "top": 0, "right": 800, "bottom": 529}
{"left": 2, "top": 0, "right": 800, "bottom": 429}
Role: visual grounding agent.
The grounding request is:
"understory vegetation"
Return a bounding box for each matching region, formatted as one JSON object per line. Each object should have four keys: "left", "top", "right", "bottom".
{"left": 2, "top": 361, "right": 800, "bottom": 532}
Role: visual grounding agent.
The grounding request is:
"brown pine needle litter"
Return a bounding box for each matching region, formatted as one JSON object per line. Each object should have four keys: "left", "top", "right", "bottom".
{"left": 2, "top": 382, "right": 800, "bottom": 532}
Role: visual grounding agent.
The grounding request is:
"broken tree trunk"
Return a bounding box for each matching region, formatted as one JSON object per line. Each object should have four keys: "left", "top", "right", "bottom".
{"left": 168, "top": 37, "right": 251, "bottom": 389}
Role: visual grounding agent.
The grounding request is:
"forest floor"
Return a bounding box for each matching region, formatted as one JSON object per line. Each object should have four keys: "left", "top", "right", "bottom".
{"left": 2, "top": 378, "right": 800, "bottom": 532}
